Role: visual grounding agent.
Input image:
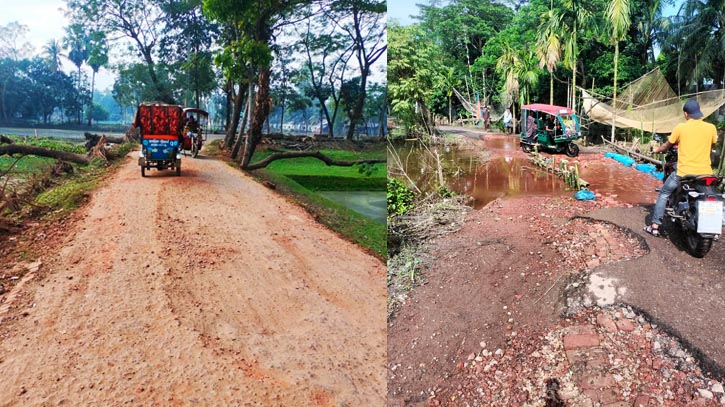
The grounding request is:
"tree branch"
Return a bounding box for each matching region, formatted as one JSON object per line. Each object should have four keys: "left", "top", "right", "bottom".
{"left": 0, "top": 145, "right": 90, "bottom": 165}
{"left": 246, "top": 150, "right": 384, "bottom": 171}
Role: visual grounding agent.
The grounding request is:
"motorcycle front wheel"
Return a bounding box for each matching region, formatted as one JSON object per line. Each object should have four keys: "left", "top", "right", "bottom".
{"left": 684, "top": 229, "right": 712, "bottom": 258}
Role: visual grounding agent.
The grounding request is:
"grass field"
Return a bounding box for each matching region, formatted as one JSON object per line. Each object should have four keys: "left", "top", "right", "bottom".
{"left": 250, "top": 146, "right": 387, "bottom": 259}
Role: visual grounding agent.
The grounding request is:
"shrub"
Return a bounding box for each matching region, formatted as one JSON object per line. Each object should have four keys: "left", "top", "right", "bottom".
{"left": 387, "top": 178, "right": 415, "bottom": 216}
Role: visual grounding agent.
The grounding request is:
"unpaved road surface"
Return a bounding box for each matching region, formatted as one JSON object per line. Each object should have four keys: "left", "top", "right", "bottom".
{"left": 388, "top": 128, "right": 725, "bottom": 406}
{"left": 0, "top": 153, "right": 386, "bottom": 406}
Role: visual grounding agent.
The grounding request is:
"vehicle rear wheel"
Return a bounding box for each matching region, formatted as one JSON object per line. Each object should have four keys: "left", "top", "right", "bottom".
{"left": 684, "top": 229, "right": 712, "bottom": 258}
{"left": 565, "top": 142, "right": 579, "bottom": 157}
{"left": 521, "top": 143, "right": 533, "bottom": 153}
{"left": 191, "top": 141, "right": 199, "bottom": 158}
{"left": 141, "top": 166, "right": 146, "bottom": 177}
{"left": 176, "top": 161, "right": 181, "bottom": 176}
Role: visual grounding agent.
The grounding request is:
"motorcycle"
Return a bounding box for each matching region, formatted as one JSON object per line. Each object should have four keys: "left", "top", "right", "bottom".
{"left": 658, "top": 140, "right": 724, "bottom": 257}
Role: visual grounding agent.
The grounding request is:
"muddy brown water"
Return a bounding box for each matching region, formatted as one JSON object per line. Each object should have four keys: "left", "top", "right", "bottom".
{"left": 392, "top": 133, "right": 660, "bottom": 209}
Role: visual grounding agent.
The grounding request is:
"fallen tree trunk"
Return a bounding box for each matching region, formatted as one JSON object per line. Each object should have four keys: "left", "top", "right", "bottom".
{"left": 245, "top": 150, "right": 385, "bottom": 171}
{"left": 0, "top": 144, "right": 90, "bottom": 165}
{"left": 84, "top": 132, "right": 126, "bottom": 150}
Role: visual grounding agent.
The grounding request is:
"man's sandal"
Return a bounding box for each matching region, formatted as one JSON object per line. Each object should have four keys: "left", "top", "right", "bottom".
{"left": 643, "top": 225, "right": 661, "bottom": 237}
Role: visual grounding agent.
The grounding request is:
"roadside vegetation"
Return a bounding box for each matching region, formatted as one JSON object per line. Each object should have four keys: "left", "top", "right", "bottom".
{"left": 0, "top": 135, "right": 134, "bottom": 234}
{"left": 388, "top": 0, "right": 725, "bottom": 144}
{"left": 387, "top": 136, "right": 473, "bottom": 318}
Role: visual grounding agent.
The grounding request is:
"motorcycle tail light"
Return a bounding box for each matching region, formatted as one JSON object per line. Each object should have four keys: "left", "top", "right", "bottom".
{"left": 702, "top": 177, "right": 718, "bottom": 186}
{"left": 706, "top": 197, "right": 717, "bottom": 201}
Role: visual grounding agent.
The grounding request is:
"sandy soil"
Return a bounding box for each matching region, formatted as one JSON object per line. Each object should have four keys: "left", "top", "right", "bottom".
{"left": 0, "top": 152, "right": 386, "bottom": 406}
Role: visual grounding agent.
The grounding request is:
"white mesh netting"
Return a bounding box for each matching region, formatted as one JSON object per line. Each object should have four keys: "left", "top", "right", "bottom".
{"left": 580, "top": 67, "right": 725, "bottom": 133}
{"left": 452, "top": 88, "right": 510, "bottom": 122}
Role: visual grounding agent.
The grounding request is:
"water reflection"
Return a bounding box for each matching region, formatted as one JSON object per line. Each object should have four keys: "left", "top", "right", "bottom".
{"left": 318, "top": 191, "right": 386, "bottom": 224}
{"left": 390, "top": 140, "right": 568, "bottom": 209}
{"left": 578, "top": 160, "right": 659, "bottom": 205}
{"left": 450, "top": 156, "right": 568, "bottom": 209}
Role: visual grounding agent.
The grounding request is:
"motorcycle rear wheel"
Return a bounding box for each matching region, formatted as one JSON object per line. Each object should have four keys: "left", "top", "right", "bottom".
{"left": 684, "top": 229, "right": 712, "bottom": 258}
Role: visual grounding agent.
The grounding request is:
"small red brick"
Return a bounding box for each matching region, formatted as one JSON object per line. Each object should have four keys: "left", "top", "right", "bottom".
{"left": 633, "top": 394, "right": 650, "bottom": 407}
{"left": 616, "top": 318, "right": 635, "bottom": 332}
{"left": 563, "top": 333, "right": 600, "bottom": 350}
{"left": 596, "top": 314, "right": 618, "bottom": 333}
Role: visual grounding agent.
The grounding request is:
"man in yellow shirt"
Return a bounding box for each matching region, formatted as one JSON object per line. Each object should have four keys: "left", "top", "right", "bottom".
{"left": 644, "top": 100, "right": 718, "bottom": 237}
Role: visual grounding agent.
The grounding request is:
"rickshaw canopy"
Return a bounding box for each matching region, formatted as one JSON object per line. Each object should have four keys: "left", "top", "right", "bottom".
{"left": 521, "top": 104, "right": 574, "bottom": 116}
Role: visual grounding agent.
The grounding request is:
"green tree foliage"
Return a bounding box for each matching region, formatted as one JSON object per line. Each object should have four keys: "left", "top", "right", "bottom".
{"left": 387, "top": 178, "right": 415, "bottom": 216}
{"left": 388, "top": 23, "right": 445, "bottom": 136}
{"left": 327, "top": 0, "right": 386, "bottom": 140}
{"left": 203, "top": 0, "right": 311, "bottom": 168}
{"left": 666, "top": 0, "right": 725, "bottom": 90}
{"left": 66, "top": 0, "right": 176, "bottom": 103}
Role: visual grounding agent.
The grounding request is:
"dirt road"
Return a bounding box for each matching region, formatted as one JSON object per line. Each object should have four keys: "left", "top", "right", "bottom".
{"left": 388, "top": 129, "right": 725, "bottom": 406}
{"left": 0, "top": 153, "right": 386, "bottom": 406}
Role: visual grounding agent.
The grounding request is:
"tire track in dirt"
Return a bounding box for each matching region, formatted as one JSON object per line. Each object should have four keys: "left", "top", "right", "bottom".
{"left": 0, "top": 153, "right": 385, "bottom": 406}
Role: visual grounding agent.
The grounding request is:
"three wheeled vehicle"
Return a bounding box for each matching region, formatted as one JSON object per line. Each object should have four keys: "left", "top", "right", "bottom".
{"left": 134, "top": 103, "right": 184, "bottom": 177}
{"left": 519, "top": 103, "right": 583, "bottom": 157}
{"left": 180, "top": 108, "right": 208, "bottom": 158}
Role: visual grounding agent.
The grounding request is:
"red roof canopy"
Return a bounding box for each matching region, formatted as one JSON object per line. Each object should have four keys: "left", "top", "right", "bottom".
{"left": 522, "top": 104, "right": 574, "bottom": 116}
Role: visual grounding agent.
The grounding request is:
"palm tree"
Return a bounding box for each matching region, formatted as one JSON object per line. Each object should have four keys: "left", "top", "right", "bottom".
{"left": 86, "top": 31, "right": 108, "bottom": 125}
{"left": 43, "top": 39, "right": 64, "bottom": 72}
{"left": 516, "top": 50, "right": 540, "bottom": 105}
{"left": 536, "top": 9, "right": 562, "bottom": 105}
{"left": 558, "top": 0, "right": 593, "bottom": 109}
{"left": 676, "top": 0, "right": 725, "bottom": 89}
{"left": 606, "top": 0, "right": 631, "bottom": 143}
{"left": 496, "top": 42, "right": 520, "bottom": 132}
{"left": 64, "top": 23, "right": 88, "bottom": 124}
{"left": 438, "top": 67, "right": 458, "bottom": 125}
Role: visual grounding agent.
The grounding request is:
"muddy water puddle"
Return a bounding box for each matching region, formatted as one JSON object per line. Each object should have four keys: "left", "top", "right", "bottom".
{"left": 391, "top": 133, "right": 660, "bottom": 209}
{"left": 449, "top": 156, "right": 569, "bottom": 208}
{"left": 391, "top": 136, "right": 570, "bottom": 209}
{"left": 579, "top": 159, "right": 660, "bottom": 205}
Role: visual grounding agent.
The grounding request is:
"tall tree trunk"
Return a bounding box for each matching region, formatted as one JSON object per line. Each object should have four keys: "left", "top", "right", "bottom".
{"left": 231, "top": 97, "right": 249, "bottom": 160}
{"left": 611, "top": 42, "right": 619, "bottom": 143}
{"left": 77, "top": 66, "right": 82, "bottom": 124}
{"left": 279, "top": 104, "right": 285, "bottom": 134}
{"left": 88, "top": 70, "right": 96, "bottom": 126}
{"left": 225, "top": 79, "right": 232, "bottom": 135}
{"left": 140, "top": 49, "right": 175, "bottom": 104}
{"left": 346, "top": 68, "right": 369, "bottom": 141}
{"left": 571, "top": 26, "right": 577, "bottom": 110}
{"left": 232, "top": 79, "right": 254, "bottom": 160}
{"left": 241, "top": 66, "right": 270, "bottom": 169}
{"left": 224, "top": 83, "right": 244, "bottom": 150}
{"left": 549, "top": 71, "right": 554, "bottom": 105}
{"left": 448, "top": 95, "right": 452, "bottom": 125}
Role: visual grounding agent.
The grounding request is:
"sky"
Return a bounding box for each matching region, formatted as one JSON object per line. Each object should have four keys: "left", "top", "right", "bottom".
{"left": 388, "top": 0, "right": 685, "bottom": 26}
{"left": 388, "top": 0, "right": 421, "bottom": 26}
{"left": 2, "top": 0, "right": 115, "bottom": 91}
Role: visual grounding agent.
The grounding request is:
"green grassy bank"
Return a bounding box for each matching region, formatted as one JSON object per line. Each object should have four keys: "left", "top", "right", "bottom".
{"left": 1, "top": 136, "right": 135, "bottom": 221}
{"left": 249, "top": 146, "right": 387, "bottom": 259}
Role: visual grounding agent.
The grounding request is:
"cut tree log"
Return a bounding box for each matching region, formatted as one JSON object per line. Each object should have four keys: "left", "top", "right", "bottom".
{"left": 0, "top": 144, "right": 89, "bottom": 165}
{"left": 84, "top": 132, "right": 126, "bottom": 151}
{"left": 88, "top": 135, "right": 108, "bottom": 161}
{"left": 0, "top": 135, "right": 14, "bottom": 144}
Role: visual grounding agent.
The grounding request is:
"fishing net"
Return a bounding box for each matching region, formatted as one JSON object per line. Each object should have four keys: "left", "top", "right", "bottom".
{"left": 580, "top": 67, "right": 725, "bottom": 134}
{"left": 452, "top": 88, "right": 509, "bottom": 122}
